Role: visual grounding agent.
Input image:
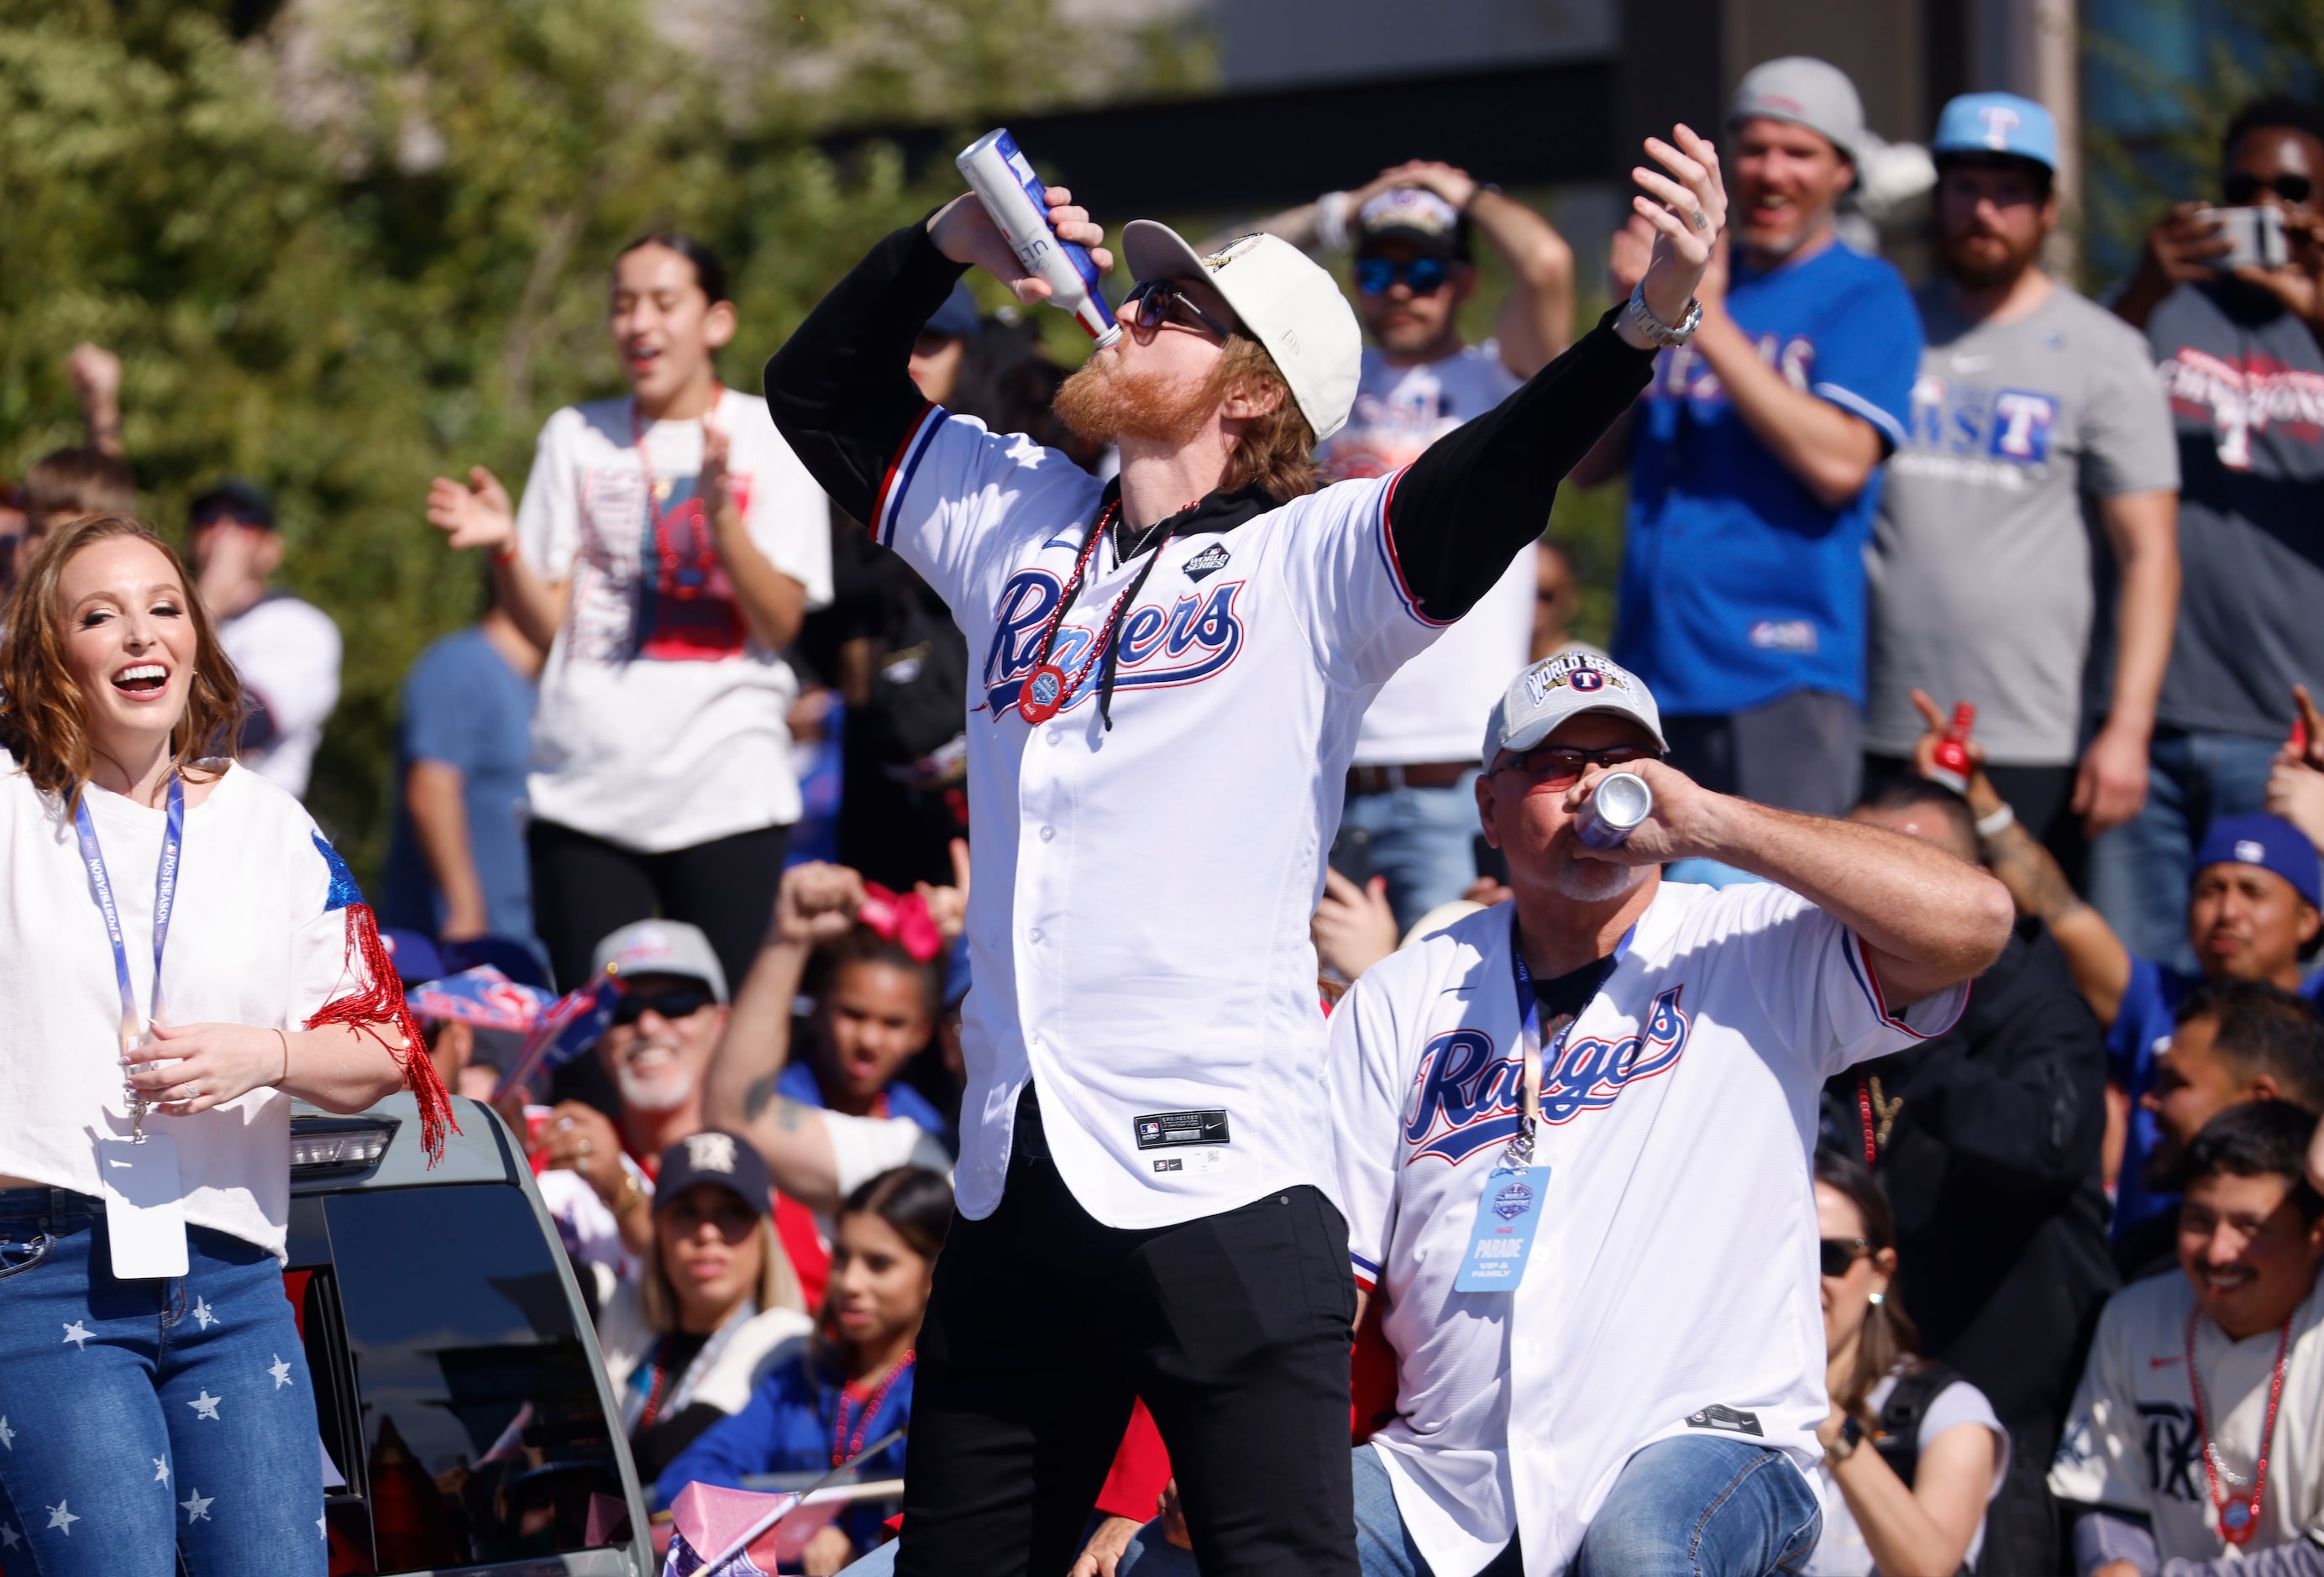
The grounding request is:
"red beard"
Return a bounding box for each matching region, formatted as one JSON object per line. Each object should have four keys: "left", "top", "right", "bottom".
{"left": 1053, "top": 358, "right": 1218, "bottom": 446}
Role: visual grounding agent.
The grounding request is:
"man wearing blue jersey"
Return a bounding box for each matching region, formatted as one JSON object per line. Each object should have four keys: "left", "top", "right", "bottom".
{"left": 1576, "top": 56, "right": 1922, "bottom": 818}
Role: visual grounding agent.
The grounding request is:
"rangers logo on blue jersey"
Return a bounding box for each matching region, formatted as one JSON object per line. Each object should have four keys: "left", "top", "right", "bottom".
{"left": 982, "top": 568, "right": 1248, "bottom": 718}
{"left": 1401, "top": 987, "right": 1692, "bottom": 1165}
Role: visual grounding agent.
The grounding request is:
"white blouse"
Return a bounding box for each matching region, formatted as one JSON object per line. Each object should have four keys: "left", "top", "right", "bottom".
{"left": 0, "top": 756, "right": 385, "bottom": 1259}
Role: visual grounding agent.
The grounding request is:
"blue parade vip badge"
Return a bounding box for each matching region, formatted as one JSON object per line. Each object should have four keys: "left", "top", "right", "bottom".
{"left": 1453, "top": 1164, "right": 1550, "bottom": 1291}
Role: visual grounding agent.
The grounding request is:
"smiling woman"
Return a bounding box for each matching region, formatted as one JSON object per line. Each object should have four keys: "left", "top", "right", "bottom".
{"left": 0, "top": 514, "right": 450, "bottom": 1576}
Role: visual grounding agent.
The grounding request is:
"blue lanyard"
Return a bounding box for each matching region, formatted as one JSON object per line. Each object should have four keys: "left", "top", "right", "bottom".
{"left": 1505, "top": 913, "right": 1634, "bottom": 1161}
{"left": 74, "top": 775, "right": 186, "bottom": 1073}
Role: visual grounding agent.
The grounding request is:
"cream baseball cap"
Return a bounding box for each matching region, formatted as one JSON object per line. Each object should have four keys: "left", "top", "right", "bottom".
{"left": 1120, "top": 220, "right": 1362, "bottom": 442}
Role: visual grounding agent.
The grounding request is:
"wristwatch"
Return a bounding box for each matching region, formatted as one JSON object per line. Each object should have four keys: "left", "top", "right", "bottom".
{"left": 611, "top": 1171, "right": 650, "bottom": 1217}
{"left": 1626, "top": 280, "right": 1702, "bottom": 348}
{"left": 1823, "top": 1412, "right": 1863, "bottom": 1465}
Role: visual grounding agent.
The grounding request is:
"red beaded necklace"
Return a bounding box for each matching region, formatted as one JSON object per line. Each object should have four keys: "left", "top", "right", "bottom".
{"left": 1016, "top": 500, "right": 1128, "bottom": 725}
{"left": 831, "top": 1350, "right": 915, "bottom": 1469}
{"left": 2184, "top": 1303, "right": 2293, "bottom": 1546}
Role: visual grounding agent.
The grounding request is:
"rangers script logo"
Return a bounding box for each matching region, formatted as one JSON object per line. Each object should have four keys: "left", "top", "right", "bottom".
{"left": 1401, "top": 988, "right": 1692, "bottom": 1165}
{"left": 982, "top": 568, "right": 1247, "bottom": 718}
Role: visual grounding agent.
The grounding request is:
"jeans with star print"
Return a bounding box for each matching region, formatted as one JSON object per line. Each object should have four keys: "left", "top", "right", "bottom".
{"left": 0, "top": 1187, "right": 325, "bottom": 1576}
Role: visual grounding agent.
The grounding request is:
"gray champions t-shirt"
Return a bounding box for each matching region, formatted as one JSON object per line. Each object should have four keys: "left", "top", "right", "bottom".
{"left": 1865, "top": 282, "right": 2178, "bottom": 764}
{"left": 2143, "top": 280, "right": 2324, "bottom": 740}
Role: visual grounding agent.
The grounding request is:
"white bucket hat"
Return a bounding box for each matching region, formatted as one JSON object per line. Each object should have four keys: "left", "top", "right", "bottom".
{"left": 1120, "top": 221, "right": 1362, "bottom": 442}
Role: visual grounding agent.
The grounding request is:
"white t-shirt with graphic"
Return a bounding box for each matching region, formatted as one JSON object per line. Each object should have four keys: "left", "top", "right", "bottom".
{"left": 1330, "top": 886, "right": 1969, "bottom": 1577}
{"left": 516, "top": 392, "right": 834, "bottom": 852}
{"left": 1323, "top": 343, "right": 1534, "bottom": 768}
{"left": 2051, "top": 1271, "right": 2324, "bottom": 1561}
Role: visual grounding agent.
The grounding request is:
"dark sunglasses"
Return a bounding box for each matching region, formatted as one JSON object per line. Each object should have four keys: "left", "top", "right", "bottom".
{"left": 1495, "top": 743, "right": 1660, "bottom": 790}
{"left": 1354, "top": 254, "right": 1454, "bottom": 296}
{"left": 1123, "top": 279, "right": 1235, "bottom": 342}
{"left": 611, "top": 985, "right": 716, "bottom": 1027}
{"left": 2224, "top": 171, "right": 2314, "bottom": 206}
{"left": 1819, "top": 1236, "right": 1870, "bottom": 1277}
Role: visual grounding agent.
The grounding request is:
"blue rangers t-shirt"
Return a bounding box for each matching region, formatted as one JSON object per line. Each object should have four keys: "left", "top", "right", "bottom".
{"left": 2106, "top": 956, "right": 2324, "bottom": 1241}
{"left": 1615, "top": 241, "right": 1921, "bottom": 715}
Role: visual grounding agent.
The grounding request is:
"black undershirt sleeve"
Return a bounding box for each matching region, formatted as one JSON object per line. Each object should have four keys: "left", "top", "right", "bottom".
{"left": 1384, "top": 310, "right": 1655, "bottom": 622}
{"left": 763, "top": 221, "right": 970, "bottom": 527}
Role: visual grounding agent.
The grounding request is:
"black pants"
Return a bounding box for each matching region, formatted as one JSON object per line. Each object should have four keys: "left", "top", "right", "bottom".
{"left": 1663, "top": 689, "right": 1863, "bottom": 819}
{"left": 894, "top": 1087, "right": 1358, "bottom": 1577}
{"left": 525, "top": 819, "right": 787, "bottom": 993}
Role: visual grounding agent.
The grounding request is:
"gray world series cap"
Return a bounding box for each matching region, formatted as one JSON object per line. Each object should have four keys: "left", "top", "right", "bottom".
{"left": 1482, "top": 652, "right": 1668, "bottom": 768}
{"left": 590, "top": 918, "right": 729, "bottom": 1003}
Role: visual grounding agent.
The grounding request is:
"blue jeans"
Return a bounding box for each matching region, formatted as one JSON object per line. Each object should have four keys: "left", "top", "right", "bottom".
{"left": 0, "top": 1188, "right": 325, "bottom": 1576}
{"left": 1108, "top": 1437, "right": 1813, "bottom": 1577}
{"left": 1111, "top": 1443, "right": 1514, "bottom": 1577}
{"left": 1575, "top": 1436, "right": 1820, "bottom": 1575}
{"left": 1334, "top": 773, "right": 1483, "bottom": 934}
{"left": 2089, "top": 728, "right": 2279, "bottom": 972}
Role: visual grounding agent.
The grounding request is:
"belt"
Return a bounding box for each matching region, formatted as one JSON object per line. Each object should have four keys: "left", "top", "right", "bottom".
{"left": 1346, "top": 761, "right": 1474, "bottom": 796}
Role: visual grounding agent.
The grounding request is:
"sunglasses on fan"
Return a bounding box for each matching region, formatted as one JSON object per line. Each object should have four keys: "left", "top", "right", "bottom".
{"left": 611, "top": 985, "right": 716, "bottom": 1026}
{"left": 1820, "top": 1236, "right": 1870, "bottom": 1277}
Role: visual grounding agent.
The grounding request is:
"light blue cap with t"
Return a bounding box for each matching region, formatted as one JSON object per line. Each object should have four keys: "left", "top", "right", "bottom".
{"left": 1933, "top": 92, "right": 2059, "bottom": 172}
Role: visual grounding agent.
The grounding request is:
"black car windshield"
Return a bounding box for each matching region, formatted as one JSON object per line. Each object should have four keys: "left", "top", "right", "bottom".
{"left": 324, "top": 1183, "right": 625, "bottom": 1569}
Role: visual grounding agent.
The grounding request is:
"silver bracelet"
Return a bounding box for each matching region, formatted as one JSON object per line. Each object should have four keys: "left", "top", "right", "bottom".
{"left": 1624, "top": 280, "right": 1702, "bottom": 348}
{"left": 1975, "top": 803, "right": 2017, "bottom": 839}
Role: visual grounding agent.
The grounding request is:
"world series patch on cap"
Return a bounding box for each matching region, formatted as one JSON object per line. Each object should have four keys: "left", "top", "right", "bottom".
{"left": 1482, "top": 652, "right": 1668, "bottom": 767}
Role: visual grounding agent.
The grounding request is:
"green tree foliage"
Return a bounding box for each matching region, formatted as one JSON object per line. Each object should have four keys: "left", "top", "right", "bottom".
{"left": 0, "top": 0, "right": 1206, "bottom": 887}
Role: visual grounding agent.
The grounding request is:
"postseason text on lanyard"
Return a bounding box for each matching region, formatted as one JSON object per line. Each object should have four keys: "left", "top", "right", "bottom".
{"left": 1451, "top": 914, "right": 1634, "bottom": 1292}
{"left": 76, "top": 775, "right": 194, "bottom": 1278}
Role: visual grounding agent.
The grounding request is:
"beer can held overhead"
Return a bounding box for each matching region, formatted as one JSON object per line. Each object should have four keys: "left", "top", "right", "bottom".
{"left": 1574, "top": 770, "right": 1654, "bottom": 850}
{"left": 957, "top": 129, "right": 1121, "bottom": 348}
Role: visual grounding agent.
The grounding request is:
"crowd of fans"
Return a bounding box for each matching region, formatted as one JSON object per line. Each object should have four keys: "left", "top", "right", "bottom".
{"left": 9, "top": 50, "right": 2324, "bottom": 1577}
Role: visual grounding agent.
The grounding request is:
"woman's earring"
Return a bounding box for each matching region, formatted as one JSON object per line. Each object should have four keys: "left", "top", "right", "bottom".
{"left": 1867, "top": 1291, "right": 1885, "bottom": 1306}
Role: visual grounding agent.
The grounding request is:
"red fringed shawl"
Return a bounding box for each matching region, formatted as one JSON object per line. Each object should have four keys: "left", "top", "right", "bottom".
{"left": 306, "top": 899, "right": 459, "bottom": 1163}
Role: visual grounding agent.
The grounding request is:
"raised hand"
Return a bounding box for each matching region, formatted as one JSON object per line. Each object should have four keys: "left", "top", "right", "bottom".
{"left": 930, "top": 185, "right": 1112, "bottom": 306}
{"left": 426, "top": 465, "right": 516, "bottom": 554}
{"left": 1628, "top": 124, "right": 1729, "bottom": 327}
{"left": 774, "top": 861, "right": 870, "bottom": 948}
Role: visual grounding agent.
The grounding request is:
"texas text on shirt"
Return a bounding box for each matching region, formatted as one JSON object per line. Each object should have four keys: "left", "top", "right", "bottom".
{"left": 763, "top": 222, "right": 1654, "bottom": 1229}
{"left": 1330, "top": 884, "right": 1968, "bottom": 1577}
{"left": 1615, "top": 243, "right": 1919, "bottom": 717}
{"left": 514, "top": 392, "right": 835, "bottom": 851}
{"left": 2049, "top": 1271, "right": 2324, "bottom": 1562}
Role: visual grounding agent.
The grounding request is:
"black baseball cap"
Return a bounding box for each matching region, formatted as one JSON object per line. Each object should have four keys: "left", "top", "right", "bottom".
{"left": 189, "top": 476, "right": 275, "bottom": 529}
{"left": 653, "top": 1130, "right": 774, "bottom": 1219}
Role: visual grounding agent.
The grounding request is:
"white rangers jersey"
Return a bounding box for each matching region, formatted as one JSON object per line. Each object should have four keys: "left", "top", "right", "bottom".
{"left": 2051, "top": 1271, "right": 2324, "bottom": 1561}
{"left": 873, "top": 406, "right": 1444, "bottom": 1228}
{"left": 1330, "top": 883, "right": 1969, "bottom": 1577}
